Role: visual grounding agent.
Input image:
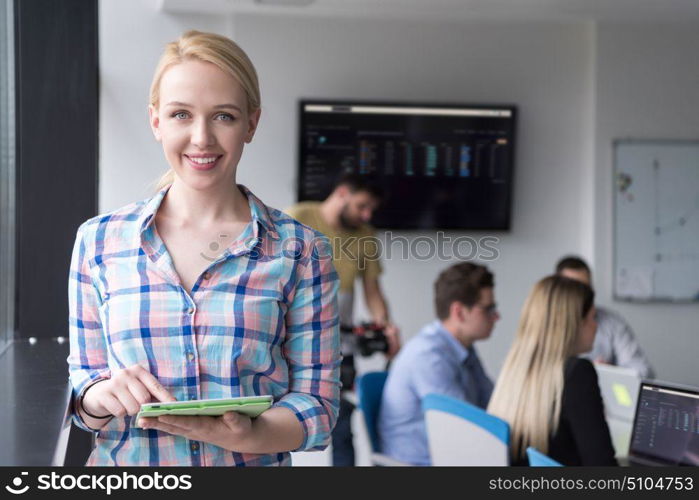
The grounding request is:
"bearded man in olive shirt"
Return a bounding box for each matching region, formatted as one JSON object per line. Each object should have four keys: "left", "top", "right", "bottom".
{"left": 285, "top": 174, "right": 400, "bottom": 466}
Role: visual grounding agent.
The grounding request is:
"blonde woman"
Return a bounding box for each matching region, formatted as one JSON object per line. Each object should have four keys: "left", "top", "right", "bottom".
{"left": 488, "top": 275, "right": 617, "bottom": 465}
{"left": 67, "top": 31, "right": 341, "bottom": 466}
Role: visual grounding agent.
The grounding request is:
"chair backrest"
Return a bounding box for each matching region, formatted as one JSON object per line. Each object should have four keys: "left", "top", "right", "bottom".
{"left": 526, "top": 447, "right": 563, "bottom": 467}
{"left": 422, "top": 393, "right": 510, "bottom": 466}
{"left": 356, "top": 371, "right": 389, "bottom": 453}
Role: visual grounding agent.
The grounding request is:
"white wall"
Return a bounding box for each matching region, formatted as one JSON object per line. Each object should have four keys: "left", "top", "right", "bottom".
{"left": 593, "top": 23, "right": 699, "bottom": 386}
{"left": 234, "top": 14, "right": 596, "bottom": 378}
{"left": 99, "top": 1, "right": 695, "bottom": 387}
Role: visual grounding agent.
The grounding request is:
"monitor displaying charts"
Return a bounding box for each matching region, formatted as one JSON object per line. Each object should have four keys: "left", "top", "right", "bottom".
{"left": 628, "top": 381, "right": 699, "bottom": 466}
{"left": 297, "top": 100, "right": 517, "bottom": 230}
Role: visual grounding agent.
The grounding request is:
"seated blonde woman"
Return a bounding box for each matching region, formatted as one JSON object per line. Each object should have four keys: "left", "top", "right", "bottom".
{"left": 488, "top": 275, "right": 617, "bottom": 466}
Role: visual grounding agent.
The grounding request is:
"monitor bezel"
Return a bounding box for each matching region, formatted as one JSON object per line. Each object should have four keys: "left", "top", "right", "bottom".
{"left": 296, "top": 98, "right": 518, "bottom": 231}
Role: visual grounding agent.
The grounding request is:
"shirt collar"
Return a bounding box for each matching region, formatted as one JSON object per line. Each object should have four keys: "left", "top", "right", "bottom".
{"left": 238, "top": 185, "right": 280, "bottom": 240}
{"left": 431, "top": 320, "right": 472, "bottom": 365}
{"left": 136, "top": 184, "right": 280, "bottom": 241}
{"left": 136, "top": 186, "right": 167, "bottom": 236}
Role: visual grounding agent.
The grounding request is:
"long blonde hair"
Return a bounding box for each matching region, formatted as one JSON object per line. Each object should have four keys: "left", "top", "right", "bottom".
{"left": 487, "top": 275, "right": 594, "bottom": 461}
{"left": 150, "top": 30, "right": 261, "bottom": 191}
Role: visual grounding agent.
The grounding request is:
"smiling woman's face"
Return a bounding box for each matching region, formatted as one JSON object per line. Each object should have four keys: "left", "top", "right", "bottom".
{"left": 148, "top": 59, "right": 260, "bottom": 191}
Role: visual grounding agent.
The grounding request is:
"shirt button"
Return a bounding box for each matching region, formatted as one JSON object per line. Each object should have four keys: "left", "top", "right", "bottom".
{"left": 187, "top": 352, "right": 195, "bottom": 362}
{"left": 191, "top": 442, "right": 199, "bottom": 453}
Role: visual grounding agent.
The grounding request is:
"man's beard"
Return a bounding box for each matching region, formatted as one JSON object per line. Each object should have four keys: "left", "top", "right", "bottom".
{"left": 339, "top": 204, "right": 361, "bottom": 230}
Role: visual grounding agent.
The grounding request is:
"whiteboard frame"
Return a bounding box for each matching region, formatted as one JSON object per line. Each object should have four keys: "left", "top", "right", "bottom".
{"left": 612, "top": 138, "right": 699, "bottom": 303}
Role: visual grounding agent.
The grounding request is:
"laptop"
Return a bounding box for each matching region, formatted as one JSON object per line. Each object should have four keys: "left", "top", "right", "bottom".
{"left": 594, "top": 363, "right": 642, "bottom": 458}
{"left": 628, "top": 381, "right": 699, "bottom": 466}
{"left": 595, "top": 363, "right": 641, "bottom": 422}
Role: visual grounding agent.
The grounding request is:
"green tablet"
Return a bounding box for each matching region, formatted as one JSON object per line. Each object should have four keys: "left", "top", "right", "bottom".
{"left": 135, "top": 395, "right": 273, "bottom": 425}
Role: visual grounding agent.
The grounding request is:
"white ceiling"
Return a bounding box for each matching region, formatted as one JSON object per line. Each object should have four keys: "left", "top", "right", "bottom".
{"left": 161, "top": 0, "right": 699, "bottom": 23}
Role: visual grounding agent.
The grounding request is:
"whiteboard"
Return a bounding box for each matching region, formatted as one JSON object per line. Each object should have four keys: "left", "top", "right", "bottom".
{"left": 613, "top": 140, "right": 699, "bottom": 302}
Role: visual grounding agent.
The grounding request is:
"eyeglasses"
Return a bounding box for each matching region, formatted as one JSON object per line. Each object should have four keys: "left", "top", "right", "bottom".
{"left": 474, "top": 303, "right": 498, "bottom": 316}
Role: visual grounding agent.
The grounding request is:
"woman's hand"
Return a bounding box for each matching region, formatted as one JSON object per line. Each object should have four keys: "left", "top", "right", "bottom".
{"left": 82, "top": 364, "right": 176, "bottom": 419}
{"left": 138, "top": 412, "right": 253, "bottom": 452}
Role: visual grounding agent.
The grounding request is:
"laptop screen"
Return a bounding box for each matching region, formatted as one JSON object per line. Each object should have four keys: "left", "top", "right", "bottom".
{"left": 629, "top": 382, "right": 699, "bottom": 466}
{"left": 594, "top": 363, "right": 640, "bottom": 422}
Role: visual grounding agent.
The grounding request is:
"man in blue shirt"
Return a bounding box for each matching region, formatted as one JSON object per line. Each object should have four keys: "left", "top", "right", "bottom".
{"left": 555, "top": 256, "right": 655, "bottom": 379}
{"left": 378, "top": 262, "right": 499, "bottom": 465}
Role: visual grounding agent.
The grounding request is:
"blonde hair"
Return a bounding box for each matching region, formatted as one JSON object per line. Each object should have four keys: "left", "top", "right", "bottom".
{"left": 487, "top": 275, "right": 594, "bottom": 461}
{"left": 150, "top": 30, "right": 261, "bottom": 191}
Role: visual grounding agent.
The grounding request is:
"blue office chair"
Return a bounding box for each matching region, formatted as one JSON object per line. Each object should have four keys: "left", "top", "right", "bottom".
{"left": 526, "top": 447, "right": 563, "bottom": 467}
{"left": 422, "top": 393, "right": 510, "bottom": 466}
{"left": 356, "top": 371, "right": 408, "bottom": 466}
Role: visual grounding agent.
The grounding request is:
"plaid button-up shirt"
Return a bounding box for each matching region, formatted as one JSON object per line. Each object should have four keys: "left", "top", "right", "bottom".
{"left": 68, "top": 185, "right": 341, "bottom": 466}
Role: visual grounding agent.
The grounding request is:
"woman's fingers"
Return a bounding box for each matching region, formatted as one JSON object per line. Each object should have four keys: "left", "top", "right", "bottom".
{"left": 127, "top": 379, "right": 153, "bottom": 406}
{"left": 158, "top": 415, "right": 198, "bottom": 430}
{"left": 115, "top": 388, "right": 143, "bottom": 416}
{"left": 141, "top": 419, "right": 189, "bottom": 438}
{"left": 99, "top": 392, "right": 127, "bottom": 418}
{"left": 91, "top": 365, "right": 176, "bottom": 418}
{"left": 140, "top": 416, "right": 206, "bottom": 440}
{"left": 135, "top": 368, "right": 177, "bottom": 402}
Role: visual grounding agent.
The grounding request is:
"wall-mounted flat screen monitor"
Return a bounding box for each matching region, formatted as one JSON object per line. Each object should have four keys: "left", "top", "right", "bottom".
{"left": 297, "top": 100, "right": 516, "bottom": 230}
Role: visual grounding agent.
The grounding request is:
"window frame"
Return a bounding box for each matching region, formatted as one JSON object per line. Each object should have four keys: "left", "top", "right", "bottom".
{"left": 0, "top": 0, "right": 16, "bottom": 356}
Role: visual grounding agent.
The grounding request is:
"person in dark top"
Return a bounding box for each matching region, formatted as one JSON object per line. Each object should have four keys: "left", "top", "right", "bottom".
{"left": 548, "top": 357, "right": 618, "bottom": 465}
{"left": 488, "top": 275, "right": 617, "bottom": 466}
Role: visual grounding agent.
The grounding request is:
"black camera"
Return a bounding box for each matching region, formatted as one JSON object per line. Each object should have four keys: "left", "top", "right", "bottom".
{"left": 341, "top": 323, "right": 389, "bottom": 357}
{"left": 338, "top": 323, "right": 390, "bottom": 390}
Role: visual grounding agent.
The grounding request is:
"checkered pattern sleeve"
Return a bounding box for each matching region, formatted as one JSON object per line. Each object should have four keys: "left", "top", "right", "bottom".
{"left": 275, "top": 234, "right": 341, "bottom": 451}
{"left": 67, "top": 222, "right": 111, "bottom": 432}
